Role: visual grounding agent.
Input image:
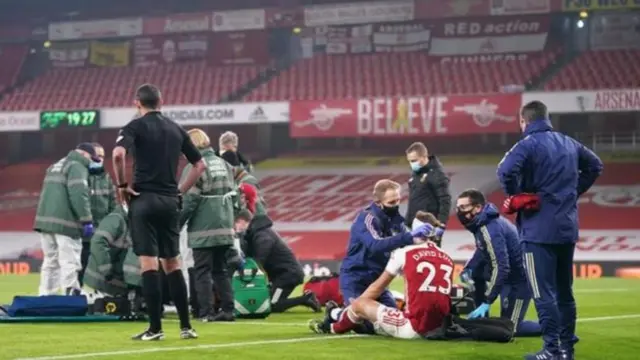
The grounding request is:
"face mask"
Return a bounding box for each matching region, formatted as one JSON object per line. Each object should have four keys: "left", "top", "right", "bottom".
{"left": 382, "top": 205, "right": 400, "bottom": 217}
{"left": 88, "top": 162, "right": 104, "bottom": 174}
{"left": 410, "top": 161, "right": 421, "bottom": 172}
{"left": 236, "top": 231, "right": 246, "bottom": 239}
{"left": 456, "top": 209, "right": 475, "bottom": 226}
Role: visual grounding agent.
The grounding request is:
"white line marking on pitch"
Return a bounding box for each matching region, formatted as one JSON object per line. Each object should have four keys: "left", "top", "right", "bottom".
{"left": 574, "top": 288, "right": 631, "bottom": 293}
{"left": 13, "top": 314, "right": 640, "bottom": 360}
{"left": 13, "top": 335, "right": 366, "bottom": 360}
{"left": 577, "top": 314, "right": 640, "bottom": 322}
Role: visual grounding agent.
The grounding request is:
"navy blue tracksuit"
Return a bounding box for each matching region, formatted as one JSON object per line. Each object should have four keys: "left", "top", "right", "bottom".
{"left": 497, "top": 118, "right": 603, "bottom": 354}
{"left": 340, "top": 202, "right": 413, "bottom": 330}
{"left": 462, "top": 203, "right": 540, "bottom": 336}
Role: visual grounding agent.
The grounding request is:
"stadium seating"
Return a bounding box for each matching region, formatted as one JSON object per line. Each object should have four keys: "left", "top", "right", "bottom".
{"left": 246, "top": 51, "right": 559, "bottom": 101}
{"left": 0, "top": 61, "right": 263, "bottom": 110}
{"left": 0, "top": 44, "right": 27, "bottom": 93}
{"left": 545, "top": 49, "right": 640, "bottom": 90}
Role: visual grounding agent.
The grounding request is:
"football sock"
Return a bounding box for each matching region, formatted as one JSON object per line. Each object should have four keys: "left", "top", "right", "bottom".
{"left": 167, "top": 270, "right": 192, "bottom": 330}
{"left": 330, "top": 308, "right": 343, "bottom": 322}
{"left": 331, "top": 307, "right": 359, "bottom": 334}
{"left": 142, "top": 270, "right": 163, "bottom": 333}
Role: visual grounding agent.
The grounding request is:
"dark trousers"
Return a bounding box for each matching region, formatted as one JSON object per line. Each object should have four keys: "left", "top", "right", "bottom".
{"left": 193, "top": 246, "right": 233, "bottom": 317}
{"left": 522, "top": 242, "right": 577, "bottom": 353}
{"left": 78, "top": 241, "right": 91, "bottom": 287}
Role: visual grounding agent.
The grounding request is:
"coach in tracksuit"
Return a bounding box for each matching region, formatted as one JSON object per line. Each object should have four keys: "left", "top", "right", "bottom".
{"left": 497, "top": 101, "right": 603, "bottom": 360}
{"left": 337, "top": 179, "right": 431, "bottom": 333}
{"left": 456, "top": 189, "right": 541, "bottom": 337}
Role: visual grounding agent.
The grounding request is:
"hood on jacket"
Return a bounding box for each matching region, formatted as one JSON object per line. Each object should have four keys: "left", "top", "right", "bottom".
{"left": 67, "top": 150, "right": 92, "bottom": 167}
{"left": 523, "top": 118, "right": 553, "bottom": 137}
{"left": 416, "top": 155, "right": 444, "bottom": 174}
{"left": 247, "top": 214, "right": 273, "bottom": 234}
{"left": 464, "top": 203, "right": 500, "bottom": 232}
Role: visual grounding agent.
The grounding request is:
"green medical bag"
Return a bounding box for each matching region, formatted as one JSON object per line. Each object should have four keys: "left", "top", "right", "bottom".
{"left": 232, "top": 258, "right": 271, "bottom": 319}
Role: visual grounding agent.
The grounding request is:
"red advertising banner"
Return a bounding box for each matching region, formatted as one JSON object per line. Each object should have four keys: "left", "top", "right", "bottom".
{"left": 211, "top": 31, "right": 269, "bottom": 65}
{"left": 132, "top": 34, "right": 209, "bottom": 67}
{"left": 143, "top": 12, "right": 211, "bottom": 35}
{"left": 429, "top": 15, "right": 550, "bottom": 57}
{"left": 289, "top": 94, "right": 521, "bottom": 138}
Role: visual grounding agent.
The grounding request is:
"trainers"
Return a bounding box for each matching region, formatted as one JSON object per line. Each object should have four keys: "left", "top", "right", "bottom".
{"left": 324, "top": 300, "right": 340, "bottom": 323}
{"left": 308, "top": 319, "right": 330, "bottom": 334}
{"left": 304, "top": 291, "right": 322, "bottom": 313}
{"left": 201, "top": 311, "right": 235, "bottom": 322}
{"left": 131, "top": 329, "right": 164, "bottom": 341}
{"left": 180, "top": 328, "right": 198, "bottom": 339}
{"left": 560, "top": 350, "right": 574, "bottom": 360}
{"left": 523, "top": 349, "right": 561, "bottom": 360}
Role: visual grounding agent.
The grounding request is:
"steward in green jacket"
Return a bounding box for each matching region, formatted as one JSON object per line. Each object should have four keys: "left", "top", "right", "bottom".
{"left": 180, "top": 129, "right": 237, "bottom": 321}
{"left": 87, "top": 164, "right": 116, "bottom": 233}
{"left": 84, "top": 205, "right": 141, "bottom": 296}
{"left": 34, "top": 149, "right": 95, "bottom": 238}
{"left": 234, "top": 167, "right": 267, "bottom": 216}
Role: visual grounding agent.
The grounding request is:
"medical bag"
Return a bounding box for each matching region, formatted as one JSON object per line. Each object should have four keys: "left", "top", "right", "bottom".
{"left": 232, "top": 258, "right": 271, "bottom": 319}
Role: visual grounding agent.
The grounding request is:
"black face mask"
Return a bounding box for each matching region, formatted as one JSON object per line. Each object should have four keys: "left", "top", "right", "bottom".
{"left": 382, "top": 205, "right": 400, "bottom": 217}
{"left": 456, "top": 210, "right": 475, "bottom": 226}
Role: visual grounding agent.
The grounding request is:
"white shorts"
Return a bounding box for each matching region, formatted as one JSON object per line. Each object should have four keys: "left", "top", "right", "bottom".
{"left": 373, "top": 306, "right": 421, "bottom": 340}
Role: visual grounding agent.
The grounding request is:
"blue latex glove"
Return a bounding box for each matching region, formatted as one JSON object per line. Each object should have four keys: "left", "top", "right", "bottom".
{"left": 468, "top": 303, "right": 490, "bottom": 319}
{"left": 459, "top": 268, "right": 475, "bottom": 291}
{"left": 82, "top": 223, "right": 95, "bottom": 238}
{"left": 411, "top": 223, "right": 434, "bottom": 238}
{"left": 433, "top": 227, "right": 445, "bottom": 238}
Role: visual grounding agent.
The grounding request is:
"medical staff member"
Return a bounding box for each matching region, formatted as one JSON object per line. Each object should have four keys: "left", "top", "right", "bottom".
{"left": 497, "top": 101, "right": 603, "bottom": 360}
{"left": 456, "top": 189, "right": 541, "bottom": 337}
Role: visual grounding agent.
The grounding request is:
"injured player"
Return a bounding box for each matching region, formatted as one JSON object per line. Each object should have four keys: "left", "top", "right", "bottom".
{"left": 309, "top": 217, "right": 453, "bottom": 339}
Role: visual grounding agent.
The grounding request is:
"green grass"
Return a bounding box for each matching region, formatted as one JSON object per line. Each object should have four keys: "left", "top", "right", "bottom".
{"left": 1, "top": 275, "right": 639, "bottom": 360}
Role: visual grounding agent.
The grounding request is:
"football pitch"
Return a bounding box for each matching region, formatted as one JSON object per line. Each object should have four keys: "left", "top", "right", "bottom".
{"left": 1, "top": 275, "right": 639, "bottom": 360}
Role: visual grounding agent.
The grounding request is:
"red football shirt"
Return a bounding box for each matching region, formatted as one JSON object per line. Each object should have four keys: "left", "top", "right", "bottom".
{"left": 385, "top": 242, "right": 454, "bottom": 334}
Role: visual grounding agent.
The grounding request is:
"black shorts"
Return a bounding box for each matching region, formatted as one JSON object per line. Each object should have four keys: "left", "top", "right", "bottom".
{"left": 129, "top": 192, "right": 181, "bottom": 259}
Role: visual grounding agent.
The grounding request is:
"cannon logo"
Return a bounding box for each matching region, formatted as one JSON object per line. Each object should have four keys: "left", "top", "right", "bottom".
{"left": 294, "top": 104, "right": 353, "bottom": 131}
{"left": 452, "top": 98, "right": 516, "bottom": 127}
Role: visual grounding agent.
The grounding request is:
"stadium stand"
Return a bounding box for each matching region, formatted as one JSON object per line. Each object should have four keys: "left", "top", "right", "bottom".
{"left": 545, "top": 49, "right": 640, "bottom": 90}
{"left": 0, "top": 61, "right": 263, "bottom": 110}
{"left": 247, "top": 51, "right": 561, "bottom": 101}
{"left": 0, "top": 44, "right": 27, "bottom": 93}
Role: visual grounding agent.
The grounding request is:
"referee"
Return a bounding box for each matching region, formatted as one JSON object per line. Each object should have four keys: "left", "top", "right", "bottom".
{"left": 112, "top": 84, "right": 207, "bottom": 341}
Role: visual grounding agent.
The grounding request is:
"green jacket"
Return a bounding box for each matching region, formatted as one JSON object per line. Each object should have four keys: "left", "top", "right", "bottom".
{"left": 33, "top": 150, "right": 93, "bottom": 238}
{"left": 180, "top": 148, "right": 236, "bottom": 248}
{"left": 85, "top": 170, "right": 117, "bottom": 242}
{"left": 237, "top": 171, "right": 267, "bottom": 216}
{"left": 83, "top": 206, "right": 141, "bottom": 295}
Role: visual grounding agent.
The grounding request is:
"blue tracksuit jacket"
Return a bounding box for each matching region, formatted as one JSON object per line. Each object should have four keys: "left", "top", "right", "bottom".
{"left": 497, "top": 118, "right": 603, "bottom": 244}
{"left": 339, "top": 202, "right": 413, "bottom": 292}
{"left": 462, "top": 203, "right": 527, "bottom": 304}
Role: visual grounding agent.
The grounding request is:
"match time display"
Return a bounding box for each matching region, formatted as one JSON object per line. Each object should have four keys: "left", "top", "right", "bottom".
{"left": 39, "top": 110, "right": 101, "bottom": 130}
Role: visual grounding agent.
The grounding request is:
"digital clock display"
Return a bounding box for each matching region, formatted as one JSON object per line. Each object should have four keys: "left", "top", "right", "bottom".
{"left": 40, "top": 110, "right": 101, "bottom": 130}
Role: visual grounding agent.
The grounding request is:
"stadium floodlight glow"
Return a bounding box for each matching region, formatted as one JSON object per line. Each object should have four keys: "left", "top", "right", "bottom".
{"left": 577, "top": 20, "right": 585, "bottom": 29}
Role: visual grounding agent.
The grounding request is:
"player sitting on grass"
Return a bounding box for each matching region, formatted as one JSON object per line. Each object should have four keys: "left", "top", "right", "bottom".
{"left": 309, "top": 215, "right": 452, "bottom": 339}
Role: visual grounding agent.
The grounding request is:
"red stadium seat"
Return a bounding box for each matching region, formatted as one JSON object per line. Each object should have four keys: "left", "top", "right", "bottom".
{"left": 0, "top": 61, "right": 264, "bottom": 110}
{"left": 246, "top": 51, "right": 560, "bottom": 101}
{"left": 545, "top": 49, "right": 640, "bottom": 91}
{"left": 0, "top": 44, "right": 28, "bottom": 92}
